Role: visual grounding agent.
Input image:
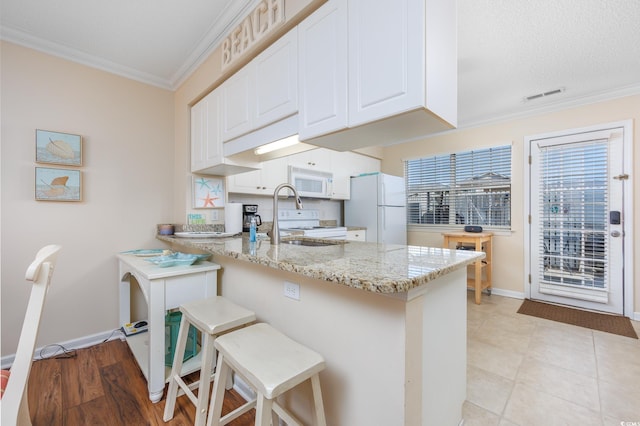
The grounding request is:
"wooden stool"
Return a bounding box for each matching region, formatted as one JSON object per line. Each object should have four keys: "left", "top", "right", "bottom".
{"left": 163, "top": 296, "right": 256, "bottom": 426}
{"left": 207, "top": 323, "right": 327, "bottom": 426}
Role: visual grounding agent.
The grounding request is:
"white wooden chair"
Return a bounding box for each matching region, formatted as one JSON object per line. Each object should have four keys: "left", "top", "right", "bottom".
{"left": 0, "top": 245, "right": 62, "bottom": 426}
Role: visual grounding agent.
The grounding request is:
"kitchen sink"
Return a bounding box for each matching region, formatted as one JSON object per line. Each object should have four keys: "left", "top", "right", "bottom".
{"left": 282, "top": 239, "right": 345, "bottom": 247}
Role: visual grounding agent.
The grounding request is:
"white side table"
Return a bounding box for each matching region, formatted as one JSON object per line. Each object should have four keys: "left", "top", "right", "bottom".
{"left": 117, "top": 253, "right": 220, "bottom": 403}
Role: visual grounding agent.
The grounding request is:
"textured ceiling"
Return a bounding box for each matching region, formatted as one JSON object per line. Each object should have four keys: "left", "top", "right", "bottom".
{"left": 458, "top": 0, "right": 640, "bottom": 126}
{"left": 1, "top": 0, "right": 639, "bottom": 128}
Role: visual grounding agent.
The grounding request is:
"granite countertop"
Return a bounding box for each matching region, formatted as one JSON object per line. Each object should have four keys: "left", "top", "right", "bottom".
{"left": 156, "top": 234, "right": 484, "bottom": 294}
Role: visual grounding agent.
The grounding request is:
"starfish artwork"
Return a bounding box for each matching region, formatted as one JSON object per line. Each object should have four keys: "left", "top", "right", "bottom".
{"left": 200, "top": 191, "right": 219, "bottom": 207}
{"left": 196, "top": 177, "right": 212, "bottom": 190}
{"left": 193, "top": 176, "right": 225, "bottom": 208}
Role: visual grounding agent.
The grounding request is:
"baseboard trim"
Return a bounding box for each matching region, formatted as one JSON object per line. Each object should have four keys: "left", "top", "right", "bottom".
{"left": 1, "top": 328, "right": 123, "bottom": 370}
{"left": 490, "top": 288, "right": 525, "bottom": 299}
{"left": 232, "top": 373, "right": 256, "bottom": 401}
{"left": 469, "top": 287, "right": 525, "bottom": 300}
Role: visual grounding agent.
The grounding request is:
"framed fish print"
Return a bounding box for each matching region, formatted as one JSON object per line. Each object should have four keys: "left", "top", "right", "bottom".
{"left": 36, "top": 129, "right": 83, "bottom": 166}
{"left": 192, "top": 176, "right": 225, "bottom": 208}
{"left": 35, "top": 167, "right": 82, "bottom": 201}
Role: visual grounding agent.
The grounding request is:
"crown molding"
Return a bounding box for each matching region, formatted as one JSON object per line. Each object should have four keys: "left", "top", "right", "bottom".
{"left": 1, "top": 26, "right": 173, "bottom": 89}
{"left": 0, "top": 0, "right": 258, "bottom": 91}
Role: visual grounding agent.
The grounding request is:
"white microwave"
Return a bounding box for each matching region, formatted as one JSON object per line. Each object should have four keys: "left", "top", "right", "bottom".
{"left": 288, "top": 166, "right": 333, "bottom": 198}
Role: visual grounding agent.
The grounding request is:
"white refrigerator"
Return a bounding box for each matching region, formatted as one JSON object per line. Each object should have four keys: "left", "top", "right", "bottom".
{"left": 345, "top": 173, "right": 407, "bottom": 245}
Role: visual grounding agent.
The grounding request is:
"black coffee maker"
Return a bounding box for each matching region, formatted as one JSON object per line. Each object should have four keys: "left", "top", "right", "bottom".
{"left": 242, "top": 204, "right": 262, "bottom": 232}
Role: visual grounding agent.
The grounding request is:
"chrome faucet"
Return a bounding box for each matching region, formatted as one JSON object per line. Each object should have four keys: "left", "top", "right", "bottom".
{"left": 271, "top": 183, "right": 303, "bottom": 245}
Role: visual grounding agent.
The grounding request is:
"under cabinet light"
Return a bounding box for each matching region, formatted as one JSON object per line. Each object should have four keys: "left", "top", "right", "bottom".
{"left": 254, "top": 135, "right": 299, "bottom": 155}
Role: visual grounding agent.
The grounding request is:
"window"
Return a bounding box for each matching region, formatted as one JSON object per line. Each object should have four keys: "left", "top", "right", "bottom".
{"left": 405, "top": 145, "right": 512, "bottom": 229}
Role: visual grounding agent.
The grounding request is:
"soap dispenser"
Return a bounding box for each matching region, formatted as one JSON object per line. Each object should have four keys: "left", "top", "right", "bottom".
{"left": 249, "top": 216, "right": 257, "bottom": 242}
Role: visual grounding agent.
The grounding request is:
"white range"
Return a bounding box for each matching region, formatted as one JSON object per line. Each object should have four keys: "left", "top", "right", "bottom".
{"left": 277, "top": 209, "right": 347, "bottom": 239}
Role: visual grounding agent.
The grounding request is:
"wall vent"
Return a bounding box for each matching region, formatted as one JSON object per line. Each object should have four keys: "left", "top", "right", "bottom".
{"left": 524, "top": 87, "right": 565, "bottom": 102}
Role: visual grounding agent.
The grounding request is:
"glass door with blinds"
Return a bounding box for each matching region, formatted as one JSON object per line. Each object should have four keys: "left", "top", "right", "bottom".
{"left": 528, "top": 127, "right": 627, "bottom": 314}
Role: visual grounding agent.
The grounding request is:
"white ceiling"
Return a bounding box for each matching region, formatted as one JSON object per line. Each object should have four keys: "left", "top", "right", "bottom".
{"left": 1, "top": 0, "right": 639, "bottom": 128}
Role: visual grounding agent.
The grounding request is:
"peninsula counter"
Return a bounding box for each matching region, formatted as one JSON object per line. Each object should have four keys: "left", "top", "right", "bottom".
{"left": 157, "top": 234, "right": 483, "bottom": 425}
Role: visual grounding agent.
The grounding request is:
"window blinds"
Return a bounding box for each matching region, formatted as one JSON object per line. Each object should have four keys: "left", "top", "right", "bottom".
{"left": 405, "top": 145, "right": 512, "bottom": 228}
{"left": 538, "top": 139, "right": 608, "bottom": 289}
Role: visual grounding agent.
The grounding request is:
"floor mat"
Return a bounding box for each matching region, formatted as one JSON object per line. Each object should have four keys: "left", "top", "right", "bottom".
{"left": 517, "top": 299, "right": 638, "bottom": 339}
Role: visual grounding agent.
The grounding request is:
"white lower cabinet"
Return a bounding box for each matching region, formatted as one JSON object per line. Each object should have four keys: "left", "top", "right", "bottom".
{"left": 346, "top": 229, "right": 366, "bottom": 241}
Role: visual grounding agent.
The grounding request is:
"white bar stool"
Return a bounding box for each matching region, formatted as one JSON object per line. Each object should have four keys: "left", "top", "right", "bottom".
{"left": 163, "top": 296, "right": 256, "bottom": 426}
{"left": 206, "top": 323, "right": 327, "bottom": 426}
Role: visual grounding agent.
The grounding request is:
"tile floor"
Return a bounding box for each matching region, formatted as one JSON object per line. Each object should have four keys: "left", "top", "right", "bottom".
{"left": 463, "top": 293, "right": 640, "bottom": 426}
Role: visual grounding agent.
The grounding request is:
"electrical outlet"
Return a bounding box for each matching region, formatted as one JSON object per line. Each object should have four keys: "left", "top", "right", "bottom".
{"left": 210, "top": 210, "right": 219, "bottom": 221}
{"left": 284, "top": 281, "right": 300, "bottom": 300}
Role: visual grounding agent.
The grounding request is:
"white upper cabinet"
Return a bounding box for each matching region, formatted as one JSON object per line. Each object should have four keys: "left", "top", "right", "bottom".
{"left": 191, "top": 91, "right": 210, "bottom": 173}
{"left": 348, "top": 0, "right": 423, "bottom": 126}
{"left": 222, "top": 27, "right": 298, "bottom": 143}
{"left": 254, "top": 28, "right": 298, "bottom": 129}
{"left": 287, "top": 148, "right": 332, "bottom": 171}
{"left": 225, "top": 146, "right": 380, "bottom": 199}
{"left": 330, "top": 150, "right": 380, "bottom": 199}
{"left": 221, "top": 65, "right": 253, "bottom": 142}
{"left": 298, "top": 0, "right": 348, "bottom": 140}
{"left": 299, "top": 0, "right": 457, "bottom": 151}
{"left": 191, "top": 89, "right": 259, "bottom": 176}
{"left": 226, "top": 155, "right": 289, "bottom": 195}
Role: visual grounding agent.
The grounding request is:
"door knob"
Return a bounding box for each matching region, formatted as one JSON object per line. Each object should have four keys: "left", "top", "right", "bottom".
{"left": 611, "top": 230, "right": 621, "bottom": 237}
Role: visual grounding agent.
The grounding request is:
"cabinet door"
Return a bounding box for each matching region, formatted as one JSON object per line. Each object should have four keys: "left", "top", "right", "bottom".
{"left": 226, "top": 157, "right": 288, "bottom": 195}
{"left": 329, "top": 150, "right": 351, "bottom": 200}
{"left": 348, "top": 151, "right": 381, "bottom": 176}
{"left": 348, "top": 0, "right": 424, "bottom": 126}
{"left": 203, "top": 90, "right": 223, "bottom": 166}
{"left": 221, "top": 65, "right": 254, "bottom": 142}
{"left": 190, "top": 97, "right": 207, "bottom": 172}
{"left": 329, "top": 151, "right": 381, "bottom": 200}
{"left": 346, "top": 229, "right": 366, "bottom": 241}
{"left": 298, "top": 0, "right": 348, "bottom": 140}
{"left": 259, "top": 156, "right": 289, "bottom": 193}
{"left": 191, "top": 90, "right": 224, "bottom": 171}
{"left": 288, "top": 148, "right": 332, "bottom": 171}
{"left": 226, "top": 168, "right": 264, "bottom": 195}
{"left": 254, "top": 27, "right": 299, "bottom": 129}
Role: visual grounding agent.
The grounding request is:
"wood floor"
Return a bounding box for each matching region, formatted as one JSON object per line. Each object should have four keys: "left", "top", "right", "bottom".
{"left": 27, "top": 338, "right": 255, "bottom": 425}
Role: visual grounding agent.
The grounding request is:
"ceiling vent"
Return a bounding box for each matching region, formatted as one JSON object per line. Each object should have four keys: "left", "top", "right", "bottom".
{"left": 524, "top": 87, "right": 565, "bottom": 102}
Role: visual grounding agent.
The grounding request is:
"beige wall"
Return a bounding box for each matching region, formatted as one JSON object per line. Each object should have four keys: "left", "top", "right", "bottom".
{"left": 1, "top": 41, "right": 175, "bottom": 357}
{"left": 0, "top": 0, "right": 324, "bottom": 360}
{"left": 382, "top": 95, "right": 640, "bottom": 315}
